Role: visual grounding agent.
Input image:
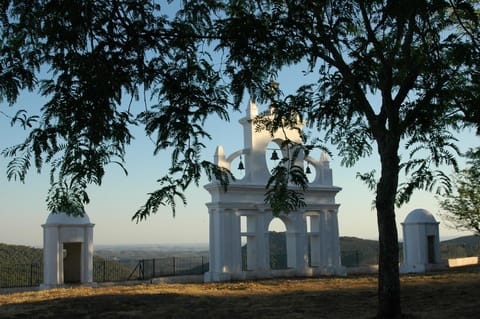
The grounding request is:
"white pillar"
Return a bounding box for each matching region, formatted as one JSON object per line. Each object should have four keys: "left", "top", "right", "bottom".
{"left": 42, "top": 225, "right": 60, "bottom": 287}
{"left": 319, "top": 210, "right": 329, "bottom": 267}
{"left": 205, "top": 208, "right": 242, "bottom": 281}
{"left": 82, "top": 224, "right": 94, "bottom": 283}
{"left": 308, "top": 213, "right": 321, "bottom": 267}
{"left": 256, "top": 214, "right": 269, "bottom": 271}
{"left": 329, "top": 210, "right": 342, "bottom": 267}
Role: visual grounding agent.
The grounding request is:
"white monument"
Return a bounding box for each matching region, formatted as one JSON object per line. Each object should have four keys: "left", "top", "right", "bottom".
{"left": 400, "top": 208, "right": 443, "bottom": 273}
{"left": 41, "top": 212, "right": 95, "bottom": 289}
{"left": 204, "top": 101, "right": 345, "bottom": 282}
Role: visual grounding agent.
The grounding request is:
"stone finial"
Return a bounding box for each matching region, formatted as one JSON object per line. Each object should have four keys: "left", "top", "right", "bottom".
{"left": 214, "top": 145, "right": 225, "bottom": 158}
{"left": 247, "top": 99, "right": 258, "bottom": 118}
{"left": 320, "top": 151, "right": 329, "bottom": 165}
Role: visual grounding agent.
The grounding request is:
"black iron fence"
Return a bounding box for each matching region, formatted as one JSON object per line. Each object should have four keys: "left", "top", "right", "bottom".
{"left": 441, "top": 243, "right": 480, "bottom": 259}
{"left": 0, "top": 263, "right": 43, "bottom": 288}
{"left": 341, "top": 250, "right": 380, "bottom": 267}
{"left": 4, "top": 245, "right": 480, "bottom": 288}
{"left": 342, "top": 244, "right": 480, "bottom": 267}
{"left": 95, "top": 256, "right": 209, "bottom": 282}
{"left": 1, "top": 256, "right": 209, "bottom": 289}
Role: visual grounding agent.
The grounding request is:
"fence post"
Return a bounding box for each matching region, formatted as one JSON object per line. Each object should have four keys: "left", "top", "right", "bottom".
{"left": 173, "top": 257, "right": 176, "bottom": 276}
{"left": 103, "top": 260, "right": 107, "bottom": 282}
{"left": 152, "top": 259, "right": 155, "bottom": 279}
{"left": 30, "top": 263, "right": 33, "bottom": 286}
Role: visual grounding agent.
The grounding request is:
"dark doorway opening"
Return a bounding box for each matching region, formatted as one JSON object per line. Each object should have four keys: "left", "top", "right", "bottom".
{"left": 427, "top": 235, "right": 435, "bottom": 263}
{"left": 63, "top": 242, "right": 82, "bottom": 283}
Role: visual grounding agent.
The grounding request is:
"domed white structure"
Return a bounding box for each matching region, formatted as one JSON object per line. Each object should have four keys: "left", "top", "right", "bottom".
{"left": 204, "top": 101, "right": 345, "bottom": 282}
{"left": 400, "top": 208, "right": 443, "bottom": 273}
{"left": 404, "top": 208, "right": 437, "bottom": 224}
{"left": 41, "top": 212, "right": 95, "bottom": 289}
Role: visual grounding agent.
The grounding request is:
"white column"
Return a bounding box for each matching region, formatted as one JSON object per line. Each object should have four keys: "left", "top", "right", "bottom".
{"left": 207, "top": 208, "right": 242, "bottom": 279}
{"left": 220, "top": 209, "right": 234, "bottom": 273}
{"left": 295, "top": 213, "right": 308, "bottom": 270}
{"left": 308, "top": 213, "right": 321, "bottom": 267}
{"left": 246, "top": 214, "right": 257, "bottom": 270}
{"left": 329, "top": 210, "right": 341, "bottom": 267}
{"left": 83, "top": 224, "right": 94, "bottom": 283}
{"left": 230, "top": 211, "right": 242, "bottom": 273}
{"left": 319, "top": 210, "right": 328, "bottom": 267}
{"left": 42, "top": 225, "right": 61, "bottom": 287}
{"left": 256, "top": 213, "right": 269, "bottom": 271}
{"left": 324, "top": 211, "right": 334, "bottom": 265}
{"left": 208, "top": 208, "right": 218, "bottom": 274}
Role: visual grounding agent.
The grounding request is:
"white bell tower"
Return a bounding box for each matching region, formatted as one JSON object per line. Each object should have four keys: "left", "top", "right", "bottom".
{"left": 204, "top": 101, "right": 345, "bottom": 282}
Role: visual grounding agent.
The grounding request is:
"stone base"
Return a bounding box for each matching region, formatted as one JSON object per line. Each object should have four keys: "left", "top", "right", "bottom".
{"left": 204, "top": 265, "right": 347, "bottom": 282}
{"left": 40, "top": 282, "right": 97, "bottom": 290}
{"left": 400, "top": 262, "right": 447, "bottom": 274}
{"left": 204, "top": 272, "right": 232, "bottom": 282}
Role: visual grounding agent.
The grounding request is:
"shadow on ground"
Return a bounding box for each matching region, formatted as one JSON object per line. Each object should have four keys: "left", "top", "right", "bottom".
{"left": 1, "top": 268, "right": 480, "bottom": 319}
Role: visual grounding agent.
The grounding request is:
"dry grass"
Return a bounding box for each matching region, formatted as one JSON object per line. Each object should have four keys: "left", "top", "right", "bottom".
{"left": 1, "top": 267, "right": 480, "bottom": 318}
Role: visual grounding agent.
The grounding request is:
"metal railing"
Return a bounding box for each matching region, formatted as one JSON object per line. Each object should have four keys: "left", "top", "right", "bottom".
{"left": 125, "top": 256, "right": 208, "bottom": 280}
{"left": 0, "top": 263, "right": 43, "bottom": 288}
{"left": 1, "top": 255, "right": 209, "bottom": 289}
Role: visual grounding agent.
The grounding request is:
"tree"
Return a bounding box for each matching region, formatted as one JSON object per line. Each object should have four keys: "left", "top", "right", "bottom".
{"left": 1, "top": 0, "right": 232, "bottom": 216}
{"left": 213, "top": 1, "right": 479, "bottom": 317}
{"left": 1, "top": 1, "right": 479, "bottom": 318}
{"left": 440, "top": 148, "right": 480, "bottom": 235}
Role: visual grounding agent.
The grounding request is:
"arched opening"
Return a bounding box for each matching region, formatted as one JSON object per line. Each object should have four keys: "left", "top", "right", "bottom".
{"left": 231, "top": 154, "right": 246, "bottom": 180}
{"left": 266, "top": 141, "right": 282, "bottom": 175}
{"left": 304, "top": 159, "right": 317, "bottom": 184}
{"left": 268, "top": 218, "right": 287, "bottom": 270}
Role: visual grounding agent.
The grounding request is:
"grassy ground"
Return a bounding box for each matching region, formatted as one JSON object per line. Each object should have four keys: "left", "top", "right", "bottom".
{"left": 1, "top": 267, "right": 480, "bottom": 318}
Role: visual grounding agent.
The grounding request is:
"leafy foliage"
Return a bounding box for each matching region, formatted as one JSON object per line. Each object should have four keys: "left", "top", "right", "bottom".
{"left": 265, "top": 160, "right": 307, "bottom": 216}
{"left": 214, "top": 1, "right": 480, "bottom": 316}
{"left": 1, "top": 2, "right": 479, "bottom": 316}
{"left": 1, "top": 0, "right": 233, "bottom": 217}
{"left": 0, "top": 243, "right": 42, "bottom": 265}
{"left": 439, "top": 148, "right": 480, "bottom": 235}
{"left": 46, "top": 179, "right": 90, "bottom": 217}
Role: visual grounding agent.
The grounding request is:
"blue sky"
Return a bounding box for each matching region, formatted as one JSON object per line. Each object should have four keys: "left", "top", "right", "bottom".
{"left": 0, "top": 1, "right": 478, "bottom": 246}
{"left": 1, "top": 66, "right": 477, "bottom": 247}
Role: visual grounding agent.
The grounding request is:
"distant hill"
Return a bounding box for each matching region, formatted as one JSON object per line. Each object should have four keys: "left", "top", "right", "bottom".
{"left": 2, "top": 234, "right": 479, "bottom": 268}
{"left": 440, "top": 235, "right": 480, "bottom": 259}
{"left": 243, "top": 233, "right": 381, "bottom": 267}
{"left": 340, "top": 237, "right": 379, "bottom": 266}
{"left": 265, "top": 234, "right": 480, "bottom": 267}
{"left": 0, "top": 243, "right": 42, "bottom": 265}
{"left": 442, "top": 235, "right": 480, "bottom": 245}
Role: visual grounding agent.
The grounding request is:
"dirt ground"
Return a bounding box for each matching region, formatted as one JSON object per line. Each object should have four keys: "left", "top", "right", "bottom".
{"left": 1, "top": 267, "right": 480, "bottom": 319}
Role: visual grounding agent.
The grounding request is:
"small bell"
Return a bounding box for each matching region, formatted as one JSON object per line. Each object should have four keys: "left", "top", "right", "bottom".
{"left": 270, "top": 150, "right": 279, "bottom": 161}
{"left": 238, "top": 156, "right": 245, "bottom": 170}
{"left": 306, "top": 164, "right": 312, "bottom": 174}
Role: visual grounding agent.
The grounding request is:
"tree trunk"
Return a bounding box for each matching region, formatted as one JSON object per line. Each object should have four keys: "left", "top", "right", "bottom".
{"left": 375, "top": 137, "right": 402, "bottom": 318}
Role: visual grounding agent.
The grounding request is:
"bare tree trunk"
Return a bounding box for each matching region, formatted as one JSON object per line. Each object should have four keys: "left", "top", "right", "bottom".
{"left": 376, "top": 136, "right": 402, "bottom": 318}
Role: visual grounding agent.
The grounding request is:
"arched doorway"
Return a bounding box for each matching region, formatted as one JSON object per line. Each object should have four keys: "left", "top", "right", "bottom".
{"left": 268, "top": 218, "right": 287, "bottom": 270}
